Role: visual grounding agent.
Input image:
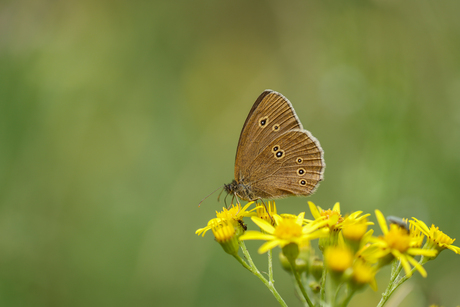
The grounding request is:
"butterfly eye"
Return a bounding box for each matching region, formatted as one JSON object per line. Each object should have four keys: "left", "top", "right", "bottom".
{"left": 297, "top": 168, "right": 305, "bottom": 176}
{"left": 296, "top": 157, "right": 303, "bottom": 164}
{"left": 272, "top": 145, "right": 280, "bottom": 153}
{"left": 274, "top": 150, "right": 285, "bottom": 160}
{"left": 259, "top": 116, "right": 269, "bottom": 128}
{"left": 272, "top": 124, "right": 280, "bottom": 131}
{"left": 299, "top": 179, "right": 307, "bottom": 186}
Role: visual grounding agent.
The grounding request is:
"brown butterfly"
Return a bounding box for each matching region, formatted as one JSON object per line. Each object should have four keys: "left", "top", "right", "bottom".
{"left": 224, "top": 90, "right": 325, "bottom": 202}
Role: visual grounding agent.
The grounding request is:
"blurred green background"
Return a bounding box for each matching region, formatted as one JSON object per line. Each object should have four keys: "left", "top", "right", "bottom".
{"left": 1, "top": 0, "right": 459, "bottom": 306}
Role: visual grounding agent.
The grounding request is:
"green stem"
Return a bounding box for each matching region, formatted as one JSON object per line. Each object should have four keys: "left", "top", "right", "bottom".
{"left": 320, "top": 265, "right": 327, "bottom": 306}
{"left": 389, "top": 260, "right": 402, "bottom": 284}
{"left": 289, "top": 258, "right": 314, "bottom": 307}
{"left": 291, "top": 274, "right": 308, "bottom": 306}
{"left": 331, "top": 278, "right": 343, "bottom": 307}
{"left": 340, "top": 286, "right": 356, "bottom": 307}
{"left": 268, "top": 249, "right": 274, "bottom": 284}
{"left": 376, "top": 257, "right": 428, "bottom": 307}
{"left": 233, "top": 254, "right": 253, "bottom": 271}
{"left": 238, "top": 241, "right": 287, "bottom": 307}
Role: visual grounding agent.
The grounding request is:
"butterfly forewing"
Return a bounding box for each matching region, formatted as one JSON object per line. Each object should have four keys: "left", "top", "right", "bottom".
{"left": 234, "top": 90, "right": 303, "bottom": 181}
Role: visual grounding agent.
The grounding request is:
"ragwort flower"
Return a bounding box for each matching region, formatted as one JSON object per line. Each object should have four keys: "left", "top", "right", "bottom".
{"left": 371, "top": 210, "right": 437, "bottom": 277}
{"left": 410, "top": 217, "right": 460, "bottom": 256}
{"left": 239, "top": 212, "right": 329, "bottom": 254}
{"left": 195, "top": 202, "right": 256, "bottom": 237}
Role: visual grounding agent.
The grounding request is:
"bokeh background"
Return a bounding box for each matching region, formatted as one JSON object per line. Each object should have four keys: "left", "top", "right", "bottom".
{"left": 1, "top": 0, "right": 459, "bottom": 306}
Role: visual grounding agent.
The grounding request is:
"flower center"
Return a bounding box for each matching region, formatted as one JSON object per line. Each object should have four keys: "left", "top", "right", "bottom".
{"left": 274, "top": 219, "right": 302, "bottom": 240}
{"left": 384, "top": 224, "right": 411, "bottom": 252}
{"left": 321, "top": 209, "right": 344, "bottom": 227}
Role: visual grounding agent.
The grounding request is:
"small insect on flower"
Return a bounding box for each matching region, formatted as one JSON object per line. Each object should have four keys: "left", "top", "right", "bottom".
{"left": 371, "top": 210, "right": 437, "bottom": 277}
{"left": 387, "top": 216, "right": 409, "bottom": 232}
{"left": 195, "top": 202, "right": 256, "bottom": 237}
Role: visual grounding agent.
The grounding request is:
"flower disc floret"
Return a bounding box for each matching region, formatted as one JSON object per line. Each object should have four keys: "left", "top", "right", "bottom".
{"left": 410, "top": 218, "right": 460, "bottom": 255}
{"left": 239, "top": 212, "right": 329, "bottom": 254}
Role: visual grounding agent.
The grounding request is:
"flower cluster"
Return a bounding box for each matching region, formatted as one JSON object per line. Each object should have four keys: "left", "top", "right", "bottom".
{"left": 196, "top": 201, "right": 459, "bottom": 307}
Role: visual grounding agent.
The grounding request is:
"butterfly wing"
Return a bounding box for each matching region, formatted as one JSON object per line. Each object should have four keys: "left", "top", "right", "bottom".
{"left": 234, "top": 90, "right": 303, "bottom": 181}
{"left": 234, "top": 90, "right": 325, "bottom": 199}
{"left": 244, "top": 130, "right": 325, "bottom": 199}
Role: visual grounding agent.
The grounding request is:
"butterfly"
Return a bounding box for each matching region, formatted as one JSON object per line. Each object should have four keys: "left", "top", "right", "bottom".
{"left": 224, "top": 90, "right": 325, "bottom": 202}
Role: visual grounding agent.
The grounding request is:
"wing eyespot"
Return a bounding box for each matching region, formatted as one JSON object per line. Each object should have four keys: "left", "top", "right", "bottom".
{"left": 297, "top": 168, "right": 305, "bottom": 176}
{"left": 274, "top": 149, "right": 285, "bottom": 160}
{"left": 272, "top": 124, "right": 280, "bottom": 131}
{"left": 272, "top": 145, "right": 280, "bottom": 153}
{"left": 299, "top": 179, "right": 307, "bottom": 186}
{"left": 259, "top": 116, "right": 269, "bottom": 128}
{"left": 296, "top": 157, "right": 303, "bottom": 164}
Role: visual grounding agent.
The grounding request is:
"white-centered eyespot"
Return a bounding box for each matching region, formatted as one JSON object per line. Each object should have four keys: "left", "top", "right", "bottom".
{"left": 259, "top": 116, "right": 269, "bottom": 128}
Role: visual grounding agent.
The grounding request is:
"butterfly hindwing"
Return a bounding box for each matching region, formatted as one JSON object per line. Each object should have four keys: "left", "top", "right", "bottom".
{"left": 243, "top": 130, "right": 324, "bottom": 199}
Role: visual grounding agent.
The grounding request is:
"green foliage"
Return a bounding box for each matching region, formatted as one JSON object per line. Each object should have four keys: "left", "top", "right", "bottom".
{"left": 0, "top": 0, "right": 459, "bottom": 306}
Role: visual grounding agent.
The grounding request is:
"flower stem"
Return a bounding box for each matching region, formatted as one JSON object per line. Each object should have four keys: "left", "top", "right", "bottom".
{"left": 288, "top": 258, "right": 314, "bottom": 307}
{"left": 268, "top": 249, "right": 274, "bottom": 284}
{"left": 238, "top": 241, "right": 287, "bottom": 307}
{"left": 320, "top": 265, "right": 327, "bottom": 305}
{"left": 376, "top": 258, "right": 424, "bottom": 307}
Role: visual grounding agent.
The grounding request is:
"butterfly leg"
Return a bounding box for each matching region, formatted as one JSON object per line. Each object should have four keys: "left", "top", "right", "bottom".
{"left": 259, "top": 199, "right": 275, "bottom": 225}
{"left": 223, "top": 192, "right": 230, "bottom": 208}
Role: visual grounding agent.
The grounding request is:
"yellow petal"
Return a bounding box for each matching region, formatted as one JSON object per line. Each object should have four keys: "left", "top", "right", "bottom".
{"left": 394, "top": 252, "right": 412, "bottom": 277}
{"left": 273, "top": 214, "right": 283, "bottom": 225}
{"left": 251, "top": 217, "right": 275, "bottom": 233}
{"left": 407, "top": 248, "right": 437, "bottom": 257}
{"left": 407, "top": 255, "right": 427, "bottom": 278}
{"left": 296, "top": 212, "right": 305, "bottom": 225}
{"left": 239, "top": 231, "right": 275, "bottom": 241}
{"left": 308, "top": 201, "right": 321, "bottom": 219}
{"left": 332, "top": 202, "right": 341, "bottom": 213}
{"left": 375, "top": 210, "right": 389, "bottom": 234}
{"left": 258, "top": 239, "right": 283, "bottom": 254}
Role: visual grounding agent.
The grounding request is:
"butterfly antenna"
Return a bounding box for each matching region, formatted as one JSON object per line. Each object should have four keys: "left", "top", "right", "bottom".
{"left": 198, "top": 185, "right": 224, "bottom": 207}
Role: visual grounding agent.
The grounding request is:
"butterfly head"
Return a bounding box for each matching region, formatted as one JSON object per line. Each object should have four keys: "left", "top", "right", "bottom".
{"left": 224, "top": 180, "right": 254, "bottom": 202}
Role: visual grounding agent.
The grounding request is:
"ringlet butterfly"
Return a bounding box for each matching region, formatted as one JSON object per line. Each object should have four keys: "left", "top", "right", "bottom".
{"left": 224, "top": 90, "right": 325, "bottom": 202}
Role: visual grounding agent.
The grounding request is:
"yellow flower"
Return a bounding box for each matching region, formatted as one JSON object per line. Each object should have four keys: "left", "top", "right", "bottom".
{"left": 410, "top": 218, "right": 460, "bottom": 256}
{"left": 309, "top": 202, "right": 371, "bottom": 251}
{"left": 351, "top": 260, "right": 378, "bottom": 291}
{"left": 211, "top": 219, "right": 239, "bottom": 255}
{"left": 324, "top": 245, "right": 354, "bottom": 273}
{"left": 239, "top": 212, "right": 329, "bottom": 254}
{"left": 195, "top": 202, "right": 256, "bottom": 237}
{"left": 216, "top": 202, "right": 256, "bottom": 222}
{"left": 308, "top": 201, "right": 342, "bottom": 231}
{"left": 309, "top": 201, "right": 371, "bottom": 232}
{"left": 212, "top": 219, "right": 235, "bottom": 242}
{"left": 371, "top": 210, "right": 437, "bottom": 277}
{"left": 342, "top": 217, "right": 372, "bottom": 242}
